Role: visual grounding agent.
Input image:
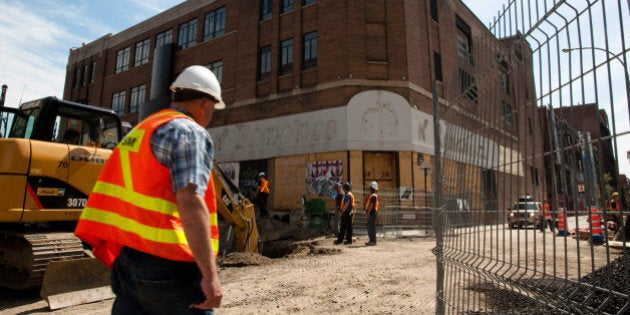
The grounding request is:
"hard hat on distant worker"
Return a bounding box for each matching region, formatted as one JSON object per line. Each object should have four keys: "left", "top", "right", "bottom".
{"left": 259, "top": 172, "right": 266, "bottom": 177}
{"left": 369, "top": 181, "right": 379, "bottom": 191}
{"left": 170, "top": 65, "right": 225, "bottom": 109}
{"left": 342, "top": 182, "right": 352, "bottom": 191}
{"left": 612, "top": 192, "right": 619, "bottom": 197}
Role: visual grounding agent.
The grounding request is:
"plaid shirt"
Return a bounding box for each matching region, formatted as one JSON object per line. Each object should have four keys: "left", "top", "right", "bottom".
{"left": 150, "top": 105, "right": 214, "bottom": 196}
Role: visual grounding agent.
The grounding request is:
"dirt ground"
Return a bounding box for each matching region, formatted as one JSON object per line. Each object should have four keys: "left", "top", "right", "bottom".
{"left": 0, "top": 235, "right": 437, "bottom": 315}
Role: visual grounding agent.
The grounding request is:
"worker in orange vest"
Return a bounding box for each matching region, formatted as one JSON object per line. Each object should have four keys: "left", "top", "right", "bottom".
{"left": 335, "top": 182, "right": 355, "bottom": 245}
{"left": 75, "top": 66, "right": 224, "bottom": 314}
{"left": 539, "top": 198, "right": 554, "bottom": 233}
{"left": 257, "top": 172, "right": 271, "bottom": 218}
{"left": 364, "top": 181, "right": 380, "bottom": 245}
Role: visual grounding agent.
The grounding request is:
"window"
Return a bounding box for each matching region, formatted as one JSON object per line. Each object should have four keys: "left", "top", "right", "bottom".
{"left": 455, "top": 16, "right": 472, "bottom": 64}
{"left": 72, "top": 68, "right": 79, "bottom": 88}
{"left": 303, "top": 0, "right": 316, "bottom": 6}
{"left": 459, "top": 68, "right": 477, "bottom": 103}
{"left": 206, "top": 60, "right": 224, "bottom": 83}
{"left": 499, "top": 61, "right": 509, "bottom": 93}
{"left": 83, "top": 65, "right": 89, "bottom": 86}
{"left": 112, "top": 91, "right": 126, "bottom": 115}
{"left": 502, "top": 102, "right": 513, "bottom": 125}
{"left": 156, "top": 29, "right": 173, "bottom": 47}
{"left": 90, "top": 62, "right": 96, "bottom": 83}
{"left": 481, "top": 169, "right": 497, "bottom": 200}
{"left": 204, "top": 7, "right": 226, "bottom": 41}
{"left": 115, "top": 47, "right": 131, "bottom": 73}
{"left": 134, "top": 39, "right": 151, "bottom": 66}
{"left": 178, "top": 19, "right": 198, "bottom": 49}
{"left": 280, "top": 38, "right": 293, "bottom": 75}
{"left": 303, "top": 32, "right": 317, "bottom": 70}
{"left": 430, "top": 0, "right": 438, "bottom": 22}
{"left": 260, "top": 0, "right": 272, "bottom": 21}
{"left": 130, "top": 85, "right": 146, "bottom": 114}
{"left": 456, "top": 31, "right": 471, "bottom": 63}
{"left": 259, "top": 45, "right": 271, "bottom": 80}
{"left": 530, "top": 167, "right": 539, "bottom": 186}
{"left": 282, "top": 0, "right": 294, "bottom": 13}
{"left": 434, "top": 52, "right": 442, "bottom": 82}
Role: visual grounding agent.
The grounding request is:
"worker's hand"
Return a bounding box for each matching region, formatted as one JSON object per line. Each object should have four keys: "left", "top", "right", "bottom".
{"left": 191, "top": 275, "right": 223, "bottom": 310}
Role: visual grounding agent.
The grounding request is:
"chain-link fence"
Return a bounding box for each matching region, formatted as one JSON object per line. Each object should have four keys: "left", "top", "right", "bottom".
{"left": 434, "top": 1, "right": 629, "bottom": 314}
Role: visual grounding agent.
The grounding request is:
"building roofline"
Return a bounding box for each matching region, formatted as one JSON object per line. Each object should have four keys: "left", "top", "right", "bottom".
{"left": 68, "top": 0, "right": 217, "bottom": 62}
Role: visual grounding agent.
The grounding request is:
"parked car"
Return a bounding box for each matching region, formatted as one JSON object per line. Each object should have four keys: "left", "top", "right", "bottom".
{"left": 507, "top": 195, "right": 543, "bottom": 229}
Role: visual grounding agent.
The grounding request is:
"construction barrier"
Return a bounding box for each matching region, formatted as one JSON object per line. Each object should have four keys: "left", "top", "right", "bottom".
{"left": 556, "top": 207, "right": 567, "bottom": 236}
{"left": 589, "top": 207, "right": 604, "bottom": 244}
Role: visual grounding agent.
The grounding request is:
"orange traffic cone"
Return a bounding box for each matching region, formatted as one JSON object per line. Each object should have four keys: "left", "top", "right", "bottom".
{"left": 590, "top": 207, "right": 604, "bottom": 244}
{"left": 556, "top": 207, "right": 567, "bottom": 236}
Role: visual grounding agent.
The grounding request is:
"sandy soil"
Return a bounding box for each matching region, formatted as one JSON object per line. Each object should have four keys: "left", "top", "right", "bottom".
{"left": 0, "top": 235, "right": 437, "bottom": 315}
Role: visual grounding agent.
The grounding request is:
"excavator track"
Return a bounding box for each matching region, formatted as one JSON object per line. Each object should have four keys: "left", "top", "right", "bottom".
{"left": 0, "top": 231, "right": 86, "bottom": 289}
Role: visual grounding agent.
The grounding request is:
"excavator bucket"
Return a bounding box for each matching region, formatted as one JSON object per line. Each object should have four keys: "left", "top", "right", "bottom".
{"left": 40, "top": 257, "right": 113, "bottom": 310}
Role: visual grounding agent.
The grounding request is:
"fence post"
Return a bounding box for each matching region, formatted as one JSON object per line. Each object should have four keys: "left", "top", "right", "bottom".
{"left": 432, "top": 79, "right": 445, "bottom": 315}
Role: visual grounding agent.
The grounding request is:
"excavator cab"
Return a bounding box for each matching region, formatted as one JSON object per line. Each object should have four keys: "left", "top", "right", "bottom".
{"left": 0, "top": 97, "right": 122, "bottom": 308}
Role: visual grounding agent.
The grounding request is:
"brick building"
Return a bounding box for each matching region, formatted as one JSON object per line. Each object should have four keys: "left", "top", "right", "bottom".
{"left": 64, "top": 0, "right": 542, "bottom": 215}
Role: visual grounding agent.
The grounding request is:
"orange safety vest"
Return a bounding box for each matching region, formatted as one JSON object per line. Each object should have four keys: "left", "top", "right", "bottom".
{"left": 341, "top": 192, "right": 355, "bottom": 213}
{"left": 543, "top": 202, "right": 550, "bottom": 218}
{"left": 259, "top": 178, "right": 270, "bottom": 194}
{"left": 75, "top": 109, "right": 219, "bottom": 268}
{"left": 364, "top": 193, "right": 379, "bottom": 214}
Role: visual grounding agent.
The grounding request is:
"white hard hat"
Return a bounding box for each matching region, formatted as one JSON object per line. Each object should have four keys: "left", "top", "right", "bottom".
{"left": 170, "top": 65, "right": 225, "bottom": 109}
{"left": 259, "top": 172, "right": 266, "bottom": 177}
{"left": 370, "top": 181, "right": 378, "bottom": 190}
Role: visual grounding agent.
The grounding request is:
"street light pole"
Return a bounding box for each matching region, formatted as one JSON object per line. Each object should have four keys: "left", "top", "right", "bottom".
{"left": 562, "top": 47, "right": 630, "bottom": 125}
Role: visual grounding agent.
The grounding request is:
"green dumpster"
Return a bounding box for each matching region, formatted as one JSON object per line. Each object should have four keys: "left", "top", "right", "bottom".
{"left": 305, "top": 199, "right": 328, "bottom": 229}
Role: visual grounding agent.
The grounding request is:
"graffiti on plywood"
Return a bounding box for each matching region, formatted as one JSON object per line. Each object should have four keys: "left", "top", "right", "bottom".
{"left": 307, "top": 160, "right": 343, "bottom": 197}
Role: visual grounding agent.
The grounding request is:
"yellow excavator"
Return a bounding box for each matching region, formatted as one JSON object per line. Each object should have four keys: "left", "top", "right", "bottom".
{"left": 0, "top": 96, "right": 258, "bottom": 308}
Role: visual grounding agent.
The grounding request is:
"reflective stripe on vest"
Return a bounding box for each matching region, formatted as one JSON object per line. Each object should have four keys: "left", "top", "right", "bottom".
{"left": 75, "top": 109, "right": 219, "bottom": 267}
{"left": 259, "top": 178, "right": 270, "bottom": 194}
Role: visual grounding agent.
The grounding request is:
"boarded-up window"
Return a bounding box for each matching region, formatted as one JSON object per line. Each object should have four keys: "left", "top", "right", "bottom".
{"left": 366, "top": 23, "right": 387, "bottom": 61}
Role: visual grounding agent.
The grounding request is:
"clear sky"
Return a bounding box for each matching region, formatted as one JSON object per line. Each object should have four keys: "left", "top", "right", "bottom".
{"left": 0, "top": 0, "right": 628, "bottom": 178}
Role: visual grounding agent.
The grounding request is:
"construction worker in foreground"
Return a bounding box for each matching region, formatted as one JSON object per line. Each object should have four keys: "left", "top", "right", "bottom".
{"left": 335, "top": 182, "right": 355, "bottom": 245}
{"left": 364, "top": 181, "right": 380, "bottom": 245}
{"left": 75, "top": 65, "right": 224, "bottom": 314}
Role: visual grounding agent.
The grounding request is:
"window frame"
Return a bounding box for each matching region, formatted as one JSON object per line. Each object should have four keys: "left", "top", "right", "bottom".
{"left": 134, "top": 38, "right": 151, "bottom": 66}
{"left": 112, "top": 91, "right": 127, "bottom": 116}
{"left": 260, "top": 0, "right": 272, "bottom": 21}
{"left": 459, "top": 68, "right": 477, "bottom": 103}
{"left": 115, "top": 47, "right": 131, "bottom": 74}
{"left": 258, "top": 45, "right": 272, "bottom": 81}
{"left": 280, "top": 38, "right": 293, "bottom": 75}
{"left": 204, "top": 7, "right": 226, "bottom": 41}
{"left": 282, "top": 0, "right": 294, "bottom": 13}
{"left": 156, "top": 29, "right": 173, "bottom": 47}
{"left": 502, "top": 101, "right": 514, "bottom": 125}
{"left": 178, "top": 19, "right": 198, "bottom": 50}
{"left": 130, "top": 85, "right": 146, "bottom": 114}
{"left": 303, "top": 32, "right": 317, "bottom": 70}
{"left": 206, "top": 60, "right": 224, "bottom": 83}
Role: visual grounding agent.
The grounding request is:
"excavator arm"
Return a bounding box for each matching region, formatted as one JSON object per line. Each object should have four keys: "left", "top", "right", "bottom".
{"left": 212, "top": 165, "right": 260, "bottom": 254}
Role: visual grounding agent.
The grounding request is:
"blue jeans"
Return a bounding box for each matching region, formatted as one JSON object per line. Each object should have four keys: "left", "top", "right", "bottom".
{"left": 111, "top": 247, "right": 213, "bottom": 315}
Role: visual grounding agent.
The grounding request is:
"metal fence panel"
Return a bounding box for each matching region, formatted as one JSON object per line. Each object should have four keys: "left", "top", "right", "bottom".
{"left": 434, "top": 1, "right": 629, "bottom": 314}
